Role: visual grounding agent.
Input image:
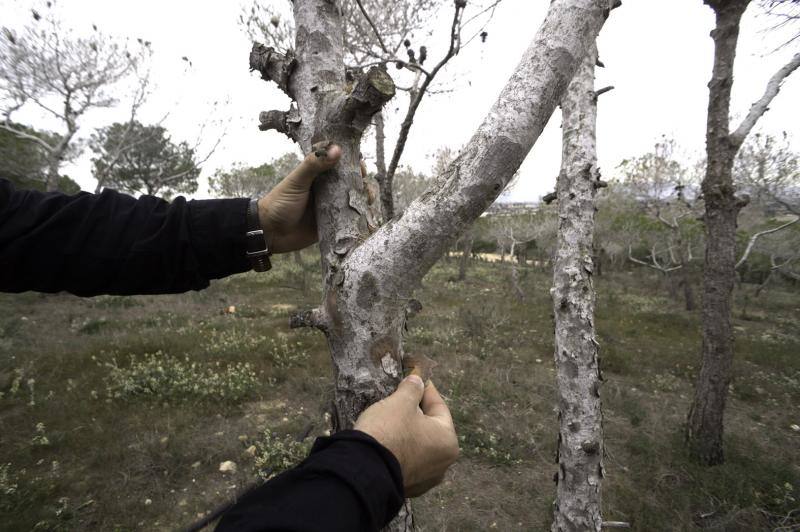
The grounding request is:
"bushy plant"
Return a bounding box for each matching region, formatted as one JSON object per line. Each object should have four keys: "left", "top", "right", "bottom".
{"left": 252, "top": 431, "right": 311, "bottom": 479}
{"left": 102, "top": 351, "right": 260, "bottom": 402}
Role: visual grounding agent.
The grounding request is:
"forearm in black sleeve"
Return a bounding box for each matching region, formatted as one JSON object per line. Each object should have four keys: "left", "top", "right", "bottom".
{"left": 215, "top": 430, "right": 405, "bottom": 532}
{"left": 0, "top": 178, "right": 251, "bottom": 296}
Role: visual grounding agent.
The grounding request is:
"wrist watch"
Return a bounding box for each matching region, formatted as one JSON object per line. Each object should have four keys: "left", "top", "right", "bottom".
{"left": 246, "top": 198, "right": 272, "bottom": 272}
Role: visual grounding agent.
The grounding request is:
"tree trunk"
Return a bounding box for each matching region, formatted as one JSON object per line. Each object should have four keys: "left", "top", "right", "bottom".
{"left": 687, "top": 1, "right": 799, "bottom": 461}
{"left": 551, "top": 42, "right": 604, "bottom": 531}
{"left": 255, "top": 1, "right": 614, "bottom": 529}
{"left": 686, "top": 0, "right": 748, "bottom": 466}
{"left": 681, "top": 269, "right": 695, "bottom": 311}
{"left": 457, "top": 232, "right": 474, "bottom": 281}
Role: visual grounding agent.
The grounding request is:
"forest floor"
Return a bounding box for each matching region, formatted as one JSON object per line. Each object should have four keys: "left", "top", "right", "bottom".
{"left": 1, "top": 254, "right": 798, "bottom": 531}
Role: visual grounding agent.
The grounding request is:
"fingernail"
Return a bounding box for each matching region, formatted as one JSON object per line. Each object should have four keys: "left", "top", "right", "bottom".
{"left": 406, "top": 374, "right": 423, "bottom": 388}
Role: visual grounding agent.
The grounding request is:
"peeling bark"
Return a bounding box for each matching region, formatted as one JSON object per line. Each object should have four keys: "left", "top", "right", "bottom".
{"left": 687, "top": 0, "right": 800, "bottom": 465}
{"left": 551, "top": 43, "right": 604, "bottom": 532}
{"left": 253, "top": 0, "right": 614, "bottom": 529}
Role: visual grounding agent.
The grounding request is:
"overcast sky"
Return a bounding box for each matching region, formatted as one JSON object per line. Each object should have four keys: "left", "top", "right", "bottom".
{"left": 2, "top": 0, "right": 799, "bottom": 201}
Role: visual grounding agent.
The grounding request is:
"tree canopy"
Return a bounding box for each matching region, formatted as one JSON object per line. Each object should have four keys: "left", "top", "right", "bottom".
{"left": 91, "top": 121, "right": 200, "bottom": 198}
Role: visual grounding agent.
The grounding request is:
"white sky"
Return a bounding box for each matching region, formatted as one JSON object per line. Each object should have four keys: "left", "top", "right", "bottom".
{"left": 2, "top": 0, "right": 799, "bottom": 202}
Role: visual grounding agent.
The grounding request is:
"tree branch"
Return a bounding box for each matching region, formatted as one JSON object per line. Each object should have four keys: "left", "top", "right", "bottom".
{"left": 735, "top": 215, "right": 800, "bottom": 269}
{"left": 249, "top": 43, "right": 296, "bottom": 96}
{"left": 259, "top": 105, "right": 301, "bottom": 140}
{"left": 382, "top": 0, "right": 466, "bottom": 217}
{"left": 730, "top": 52, "right": 800, "bottom": 147}
{"left": 0, "top": 122, "right": 55, "bottom": 153}
{"left": 354, "top": 0, "right": 390, "bottom": 56}
{"left": 346, "top": 0, "right": 615, "bottom": 288}
{"left": 594, "top": 85, "right": 614, "bottom": 99}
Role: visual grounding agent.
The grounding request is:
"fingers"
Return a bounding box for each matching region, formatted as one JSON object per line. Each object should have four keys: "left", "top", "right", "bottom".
{"left": 420, "top": 381, "right": 453, "bottom": 422}
{"left": 393, "top": 374, "right": 425, "bottom": 408}
{"left": 282, "top": 144, "right": 342, "bottom": 191}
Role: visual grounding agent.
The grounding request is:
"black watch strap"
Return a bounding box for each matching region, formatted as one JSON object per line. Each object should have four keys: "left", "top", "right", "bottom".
{"left": 246, "top": 198, "right": 271, "bottom": 272}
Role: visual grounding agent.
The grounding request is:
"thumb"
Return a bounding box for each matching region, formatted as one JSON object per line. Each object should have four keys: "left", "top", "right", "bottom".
{"left": 393, "top": 374, "right": 425, "bottom": 408}
{"left": 282, "top": 144, "right": 342, "bottom": 191}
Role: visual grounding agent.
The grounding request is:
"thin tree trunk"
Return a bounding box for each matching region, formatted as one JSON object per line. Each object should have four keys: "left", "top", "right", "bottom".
{"left": 552, "top": 42, "right": 604, "bottom": 531}
{"left": 255, "top": 1, "right": 614, "bottom": 529}
{"left": 510, "top": 239, "right": 525, "bottom": 300}
{"left": 681, "top": 268, "right": 695, "bottom": 311}
{"left": 457, "top": 232, "right": 473, "bottom": 281}
{"left": 686, "top": 0, "right": 749, "bottom": 466}
{"left": 688, "top": 2, "right": 800, "bottom": 463}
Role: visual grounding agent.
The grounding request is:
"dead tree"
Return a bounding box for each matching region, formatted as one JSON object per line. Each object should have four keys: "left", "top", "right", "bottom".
{"left": 686, "top": 0, "right": 800, "bottom": 465}
{"left": 551, "top": 42, "right": 608, "bottom": 531}
{"left": 251, "top": 0, "right": 615, "bottom": 528}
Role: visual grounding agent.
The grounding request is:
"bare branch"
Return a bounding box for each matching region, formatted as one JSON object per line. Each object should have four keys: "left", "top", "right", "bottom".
{"left": 382, "top": 0, "right": 466, "bottom": 218}
{"left": 730, "top": 53, "right": 800, "bottom": 147}
{"left": 259, "top": 105, "right": 302, "bottom": 140}
{"left": 354, "top": 0, "right": 390, "bottom": 56}
{"left": 594, "top": 85, "right": 614, "bottom": 99}
{"left": 628, "top": 245, "right": 683, "bottom": 273}
{"left": 0, "top": 122, "right": 55, "bottom": 153}
{"left": 735, "top": 215, "right": 800, "bottom": 268}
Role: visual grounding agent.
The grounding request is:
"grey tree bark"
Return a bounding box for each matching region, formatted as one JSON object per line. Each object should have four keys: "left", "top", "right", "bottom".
{"left": 252, "top": 0, "right": 615, "bottom": 528}
{"left": 686, "top": 0, "right": 800, "bottom": 465}
{"left": 551, "top": 42, "right": 605, "bottom": 532}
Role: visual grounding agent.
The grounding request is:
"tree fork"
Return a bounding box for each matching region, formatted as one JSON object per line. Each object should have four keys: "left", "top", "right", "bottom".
{"left": 254, "top": 1, "right": 616, "bottom": 529}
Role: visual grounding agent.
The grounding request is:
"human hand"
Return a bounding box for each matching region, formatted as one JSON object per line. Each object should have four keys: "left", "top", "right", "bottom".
{"left": 257, "top": 144, "right": 342, "bottom": 253}
{"left": 354, "top": 375, "right": 459, "bottom": 497}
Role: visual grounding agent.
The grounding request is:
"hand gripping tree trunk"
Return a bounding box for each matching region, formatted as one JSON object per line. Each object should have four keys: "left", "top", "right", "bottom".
{"left": 551, "top": 42, "right": 605, "bottom": 532}
{"left": 686, "top": 0, "right": 800, "bottom": 465}
{"left": 252, "top": 1, "right": 614, "bottom": 529}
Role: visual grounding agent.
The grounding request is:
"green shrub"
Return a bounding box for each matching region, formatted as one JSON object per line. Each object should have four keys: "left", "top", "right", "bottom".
{"left": 252, "top": 431, "right": 311, "bottom": 479}
{"left": 102, "top": 351, "right": 260, "bottom": 402}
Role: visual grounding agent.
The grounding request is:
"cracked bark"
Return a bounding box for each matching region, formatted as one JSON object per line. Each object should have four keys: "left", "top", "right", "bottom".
{"left": 254, "top": 1, "right": 614, "bottom": 529}
{"left": 551, "top": 42, "right": 604, "bottom": 532}
{"left": 687, "top": 0, "right": 800, "bottom": 465}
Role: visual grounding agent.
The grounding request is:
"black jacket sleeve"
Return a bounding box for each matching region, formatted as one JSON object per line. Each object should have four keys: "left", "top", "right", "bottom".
{"left": 216, "top": 430, "right": 405, "bottom": 532}
{"left": 0, "top": 178, "right": 251, "bottom": 296}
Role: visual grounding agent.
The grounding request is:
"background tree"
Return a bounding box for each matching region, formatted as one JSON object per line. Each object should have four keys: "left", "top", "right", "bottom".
{"left": 0, "top": 121, "right": 80, "bottom": 193}
{"left": 733, "top": 131, "right": 800, "bottom": 284}
{"left": 251, "top": 0, "right": 614, "bottom": 528}
{"left": 208, "top": 163, "right": 280, "bottom": 199}
{"left": 619, "top": 138, "right": 703, "bottom": 309}
{"left": 208, "top": 153, "right": 301, "bottom": 198}
{"left": 686, "top": 0, "right": 800, "bottom": 465}
{"left": 0, "top": 2, "right": 149, "bottom": 190}
{"left": 90, "top": 122, "right": 200, "bottom": 198}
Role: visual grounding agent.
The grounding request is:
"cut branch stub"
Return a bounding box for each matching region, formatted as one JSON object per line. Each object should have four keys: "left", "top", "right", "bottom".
{"left": 335, "top": 67, "right": 396, "bottom": 132}
{"left": 258, "top": 105, "right": 301, "bottom": 140}
{"left": 249, "top": 43, "right": 296, "bottom": 96}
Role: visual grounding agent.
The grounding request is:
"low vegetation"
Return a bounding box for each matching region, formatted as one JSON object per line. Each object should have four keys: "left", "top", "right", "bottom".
{"left": 0, "top": 253, "right": 798, "bottom": 530}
